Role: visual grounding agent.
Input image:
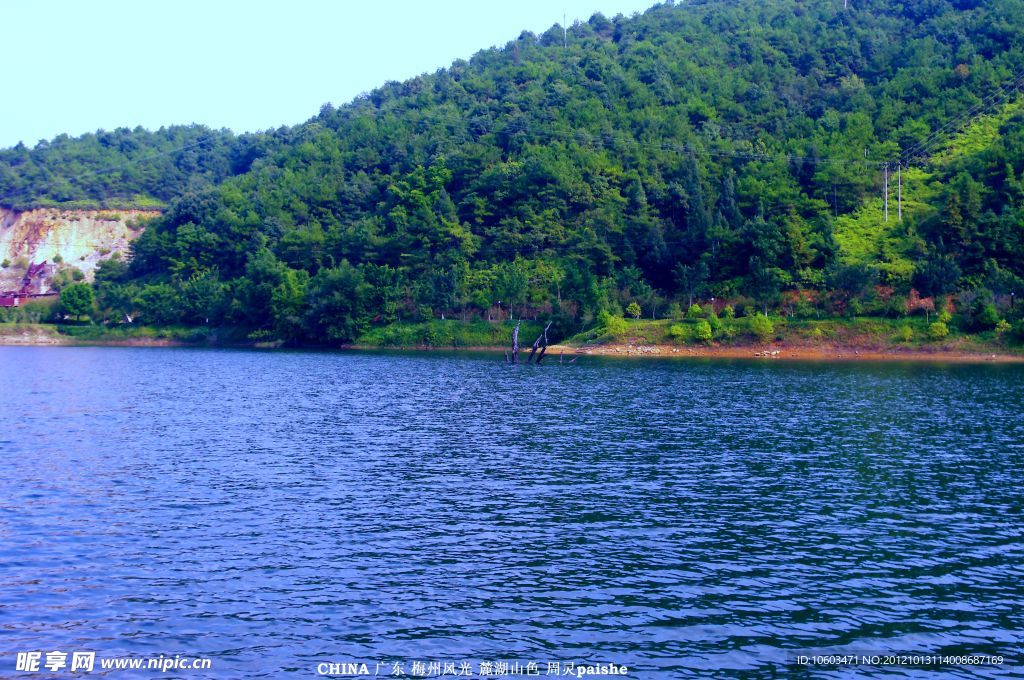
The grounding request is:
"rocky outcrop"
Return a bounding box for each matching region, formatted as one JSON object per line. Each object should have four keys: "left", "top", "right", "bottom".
{"left": 0, "top": 207, "right": 159, "bottom": 288}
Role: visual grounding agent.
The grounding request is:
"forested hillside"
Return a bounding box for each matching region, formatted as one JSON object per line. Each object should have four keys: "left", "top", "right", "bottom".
{"left": 4, "top": 0, "right": 1024, "bottom": 343}
{"left": 0, "top": 125, "right": 274, "bottom": 210}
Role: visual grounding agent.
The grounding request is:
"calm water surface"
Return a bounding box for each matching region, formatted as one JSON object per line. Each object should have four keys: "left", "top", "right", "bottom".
{"left": 1, "top": 347, "right": 1022, "bottom": 678}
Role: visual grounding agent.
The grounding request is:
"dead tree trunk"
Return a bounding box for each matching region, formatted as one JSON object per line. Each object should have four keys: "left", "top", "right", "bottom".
{"left": 527, "top": 326, "right": 544, "bottom": 363}
{"left": 511, "top": 321, "right": 521, "bottom": 364}
{"left": 535, "top": 322, "right": 553, "bottom": 364}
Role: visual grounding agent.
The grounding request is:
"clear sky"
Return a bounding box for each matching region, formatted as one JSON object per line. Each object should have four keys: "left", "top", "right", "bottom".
{"left": 1, "top": 0, "right": 657, "bottom": 149}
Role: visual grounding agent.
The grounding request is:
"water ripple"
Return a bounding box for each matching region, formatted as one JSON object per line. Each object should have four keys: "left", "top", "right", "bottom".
{"left": 1, "top": 348, "right": 1022, "bottom": 677}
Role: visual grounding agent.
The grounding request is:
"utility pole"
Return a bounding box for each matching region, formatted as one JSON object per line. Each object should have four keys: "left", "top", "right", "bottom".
{"left": 884, "top": 163, "right": 889, "bottom": 223}
{"left": 897, "top": 161, "right": 902, "bottom": 222}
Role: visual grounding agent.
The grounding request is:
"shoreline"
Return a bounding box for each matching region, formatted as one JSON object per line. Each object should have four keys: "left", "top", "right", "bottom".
{"left": 548, "top": 343, "right": 1024, "bottom": 363}
{"left": 2, "top": 325, "right": 1022, "bottom": 363}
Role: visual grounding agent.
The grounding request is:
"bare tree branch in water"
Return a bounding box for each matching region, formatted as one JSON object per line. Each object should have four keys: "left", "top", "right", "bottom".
{"left": 511, "top": 322, "right": 520, "bottom": 364}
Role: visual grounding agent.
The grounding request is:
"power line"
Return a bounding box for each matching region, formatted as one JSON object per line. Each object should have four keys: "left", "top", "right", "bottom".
{"left": 900, "top": 66, "right": 1024, "bottom": 164}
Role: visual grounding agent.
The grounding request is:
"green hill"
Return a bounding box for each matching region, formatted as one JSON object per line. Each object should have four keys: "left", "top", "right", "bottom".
{"left": 4, "top": 0, "right": 1024, "bottom": 344}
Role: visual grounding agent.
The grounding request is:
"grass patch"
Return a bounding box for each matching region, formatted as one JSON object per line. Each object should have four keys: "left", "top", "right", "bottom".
{"left": 356, "top": 319, "right": 543, "bottom": 348}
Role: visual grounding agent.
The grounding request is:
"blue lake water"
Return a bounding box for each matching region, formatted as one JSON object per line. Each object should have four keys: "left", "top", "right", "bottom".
{"left": 0, "top": 347, "right": 1022, "bottom": 678}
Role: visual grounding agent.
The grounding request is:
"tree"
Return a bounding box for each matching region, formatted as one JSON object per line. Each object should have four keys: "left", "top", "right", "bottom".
{"left": 304, "top": 261, "right": 371, "bottom": 342}
{"left": 749, "top": 257, "right": 788, "bottom": 316}
{"left": 626, "top": 301, "right": 642, "bottom": 319}
{"left": 913, "top": 255, "right": 961, "bottom": 299}
{"left": 673, "top": 261, "right": 708, "bottom": 307}
{"left": 134, "top": 283, "right": 179, "bottom": 325}
{"left": 60, "top": 283, "right": 94, "bottom": 321}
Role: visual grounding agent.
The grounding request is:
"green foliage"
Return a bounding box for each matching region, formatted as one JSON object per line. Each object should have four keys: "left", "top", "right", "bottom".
{"left": 694, "top": 319, "right": 713, "bottom": 344}
{"left": 667, "top": 323, "right": 690, "bottom": 343}
{"left": 749, "top": 314, "right": 775, "bottom": 342}
{"left": 598, "top": 311, "right": 629, "bottom": 338}
{"left": 686, "top": 304, "right": 705, "bottom": 319}
{"left": 59, "top": 283, "right": 94, "bottom": 320}
{"left": 928, "top": 321, "right": 950, "bottom": 341}
{"left": 135, "top": 283, "right": 180, "bottom": 325}
{"left": 722, "top": 305, "right": 735, "bottom": 320}
{"left": 0, "top": 125, "right": 256, "bottom": 210}
{"left": 305, "top": 261, "right": 371, "bottom": 342}
{"left": 44, "top": 264, "right": 84, "bottom": 292}
{"left": 4, "top": 1, "right": 1024, "bottom": 344}
{"left": 896, "top": 325, "right": 914, "bottom": 343}
{"left": 975, "top": 303, "right": 1000, "bottom": 330}
{"left": 1012, "top": 319, "right": 1024, "bottom": 343}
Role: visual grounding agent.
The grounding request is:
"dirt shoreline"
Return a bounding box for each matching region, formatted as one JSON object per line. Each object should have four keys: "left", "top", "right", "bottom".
{"left": 547, "top": 343, "right": 1024, "bottom": 363}
{"left": 2, "top": 327, "right": 1021, "bottom": 362}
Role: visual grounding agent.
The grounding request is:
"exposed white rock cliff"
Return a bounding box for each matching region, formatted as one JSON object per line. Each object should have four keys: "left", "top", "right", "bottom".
{"left": 0, "top": 207, "right": 158, "bottom": 288}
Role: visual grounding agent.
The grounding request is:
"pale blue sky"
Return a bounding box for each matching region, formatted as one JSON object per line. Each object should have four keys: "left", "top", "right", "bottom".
{"left": 2, "top": 0, "right": 657, "bottom": 149}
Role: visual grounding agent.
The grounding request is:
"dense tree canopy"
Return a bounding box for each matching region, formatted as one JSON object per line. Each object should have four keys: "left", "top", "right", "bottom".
{"left": 0, "top": 125, "right": 276, "bottom": 210}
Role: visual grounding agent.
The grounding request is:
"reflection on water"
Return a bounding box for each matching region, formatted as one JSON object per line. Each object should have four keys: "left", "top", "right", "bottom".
{"left": 0, "top": 347, "right": 1022, "bottom": 677}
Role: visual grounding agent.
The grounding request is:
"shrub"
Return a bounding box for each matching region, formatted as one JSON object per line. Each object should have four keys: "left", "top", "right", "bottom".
{"left": 937, "top": 310, "right": 952, "bottom": 324}
{"left": 425, "top": 322, "right": 454, "bottom": 347}
{"left": 995, "top": 319, "right": 1011, "bottom": 336}
{"left": 694, "top": 319, "right": 713, "bottom": 343}
{"left": 707, "top": 314, "right": 722, "bottom": 333}
{"left": 793, "top": 299, "right": 815, "bottom": 318}
{"left": 928, "top": 321, "right": 949, "bottom": 341}
{"left": 976, "top": 303, "right": 999, "bottom": 329}
{"left": 896, "top": 325, "right": 914, "bottom": 343}
{"left": 749, "top": 314, "right": 774, "bottom": 341}
{"left": 626, "top": 301, "right": 642, "bottom": 319}
{"left": 668, "top": 323, "right": 689, "bottom": 342}
{"left": 598, "top": 311, "right": 628, "bottom": 338}
{"left": 721, "top": 305, "right": 735, "bottom": 319}
{"left": 1012, "top": 319, "right": 1024, "bottom": 343}
{"left": 666, "top": 302, "right": 683, "bottom": 320}
{"left": 687, "top": 303, "right": 705, "bottom": 318}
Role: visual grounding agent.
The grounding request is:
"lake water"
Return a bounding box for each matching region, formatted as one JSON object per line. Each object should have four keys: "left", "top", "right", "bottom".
{"left": 0, "top": 347, "right": 1022, "bottom": 678}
